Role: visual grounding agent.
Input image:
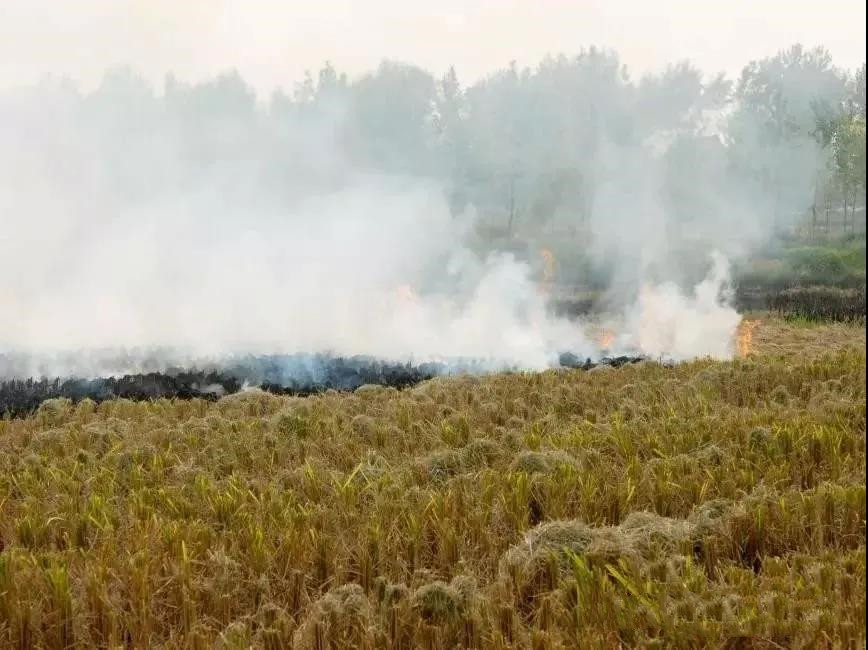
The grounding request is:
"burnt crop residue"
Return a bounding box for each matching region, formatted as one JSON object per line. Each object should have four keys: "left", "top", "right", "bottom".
{"left": 0, "top": 353, "right": 649, "bottom": 418}
{"left": 0, "top": 354, "right": 447, "bottom": 418}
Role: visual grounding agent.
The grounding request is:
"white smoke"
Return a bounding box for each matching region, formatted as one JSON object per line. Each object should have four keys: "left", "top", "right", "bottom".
{"left": 0, "top": 69, "right": 750, "bottom": 379}
{"left": 0, "top": 174, "right": 600, "bottom": 372}
{"left": 618, "top": 251, "right": 741, "bottom": 361}
{"left": 0, "top": 179, "right": 740, "bottom": 376}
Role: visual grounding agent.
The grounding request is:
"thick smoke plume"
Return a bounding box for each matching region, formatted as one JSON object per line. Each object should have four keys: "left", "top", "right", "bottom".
{"left": 1, "top": 175, "right": 596, "bottom": 372}
{"left": 0, "top": 167, "right": 739, "bottom": 377}
{"left": 619, "top": 252, "right": 741, "bottom": 361}
{"left": 3, "top": 46, "right": 847, "bottom": 378}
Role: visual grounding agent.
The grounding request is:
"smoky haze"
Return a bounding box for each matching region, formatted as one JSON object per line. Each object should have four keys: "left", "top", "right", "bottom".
{"left": 0, "top": 40, "right": 864, "bottom": 376}
{"left": 1, "top": 1, "right": 865, "bottom": 93}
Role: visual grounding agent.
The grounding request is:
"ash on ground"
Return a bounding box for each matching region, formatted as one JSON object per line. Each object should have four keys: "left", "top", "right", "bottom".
{"left": 1, "top": 352, "right": 652, "bottom": 418}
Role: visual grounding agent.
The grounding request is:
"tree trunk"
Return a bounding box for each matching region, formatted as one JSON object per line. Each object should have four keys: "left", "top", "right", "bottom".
{"left": 507, "top": 177, "right": 515, "bottom": 237}
{"left": 826, "top": 192, "right": 832, "bottom": 236}
{"left": 773, "top": 177, "right": 781, "bottom": 235}
{"left": 843, "top": 193, "right": 848, "bottom": 236}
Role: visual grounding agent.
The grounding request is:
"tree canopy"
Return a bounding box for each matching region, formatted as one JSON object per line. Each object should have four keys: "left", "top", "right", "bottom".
{"left": 0, "top": 45, "right": 863, "bottom": 245}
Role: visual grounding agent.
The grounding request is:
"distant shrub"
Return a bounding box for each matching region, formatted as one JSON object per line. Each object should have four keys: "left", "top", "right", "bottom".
{"left": 736, "top": 244, "right": 866, "bottom": 293}
{"left": 838, "top": 241, "right": 867, "bottom": 271}
{"left": 768, "top": 286, "right": 866, "bottom": 323}
{"left": 786, "top": 247, "right": 849, "bottom": 283}
{"left": 736, "top": 258, "right": 794, "bottom": 292}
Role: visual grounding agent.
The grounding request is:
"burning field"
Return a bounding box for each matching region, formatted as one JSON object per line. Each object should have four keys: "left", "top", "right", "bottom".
{"left": 0, "top": 250, "right": 744, "bottom": 418}
{"left": 0, "top": 315, "right": 828, "bottom": 419}
{"left": 1, "top": 228, "right": 863, "bottom": 647}
{"left": 0, "top": 352, "right": 653, "bottom": 419}
{"left": 1, "top": 24, "right": 865, "bottom": 645}
{"left": 0, "top": 315, "right": 863, "bottom": 648}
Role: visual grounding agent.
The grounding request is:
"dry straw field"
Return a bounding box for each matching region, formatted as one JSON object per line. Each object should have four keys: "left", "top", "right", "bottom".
{"left": 0, "top": 318, "right": 865, "bottom": 648}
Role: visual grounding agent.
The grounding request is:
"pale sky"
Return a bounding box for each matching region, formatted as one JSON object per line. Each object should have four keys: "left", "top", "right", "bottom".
{"left": 1, "top": 0, "right": 865, "bottom": 94}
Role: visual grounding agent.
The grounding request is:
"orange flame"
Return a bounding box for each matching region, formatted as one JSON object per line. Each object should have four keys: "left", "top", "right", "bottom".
{"left": 737, "top": 319, "right": 761, "bottom": 357}
{"left": 598, "top": 330, "right": 615, "bottom": 350}
{"left": 539, "top": 248, "right": 555, "bottom": 296}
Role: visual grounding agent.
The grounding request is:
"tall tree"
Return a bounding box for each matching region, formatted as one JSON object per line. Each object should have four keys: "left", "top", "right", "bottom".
{"left": 347, "top": 61, "right": 437, "bottom": 175}
{"left": 728, "top": 44, "right": 847, "bottom": 232}
{"left": 432, "top": 66, "right": 470, "bottom": 211}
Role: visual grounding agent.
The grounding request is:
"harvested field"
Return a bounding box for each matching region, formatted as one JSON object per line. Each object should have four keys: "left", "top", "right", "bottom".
{"left": 0, "top": 317, "right": 864, "bottom": 648}
{"left": 741, "top": 314, "right": 867, "bottom": 359}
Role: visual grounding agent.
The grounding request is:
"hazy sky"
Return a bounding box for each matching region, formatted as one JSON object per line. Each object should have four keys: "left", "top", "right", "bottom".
{"left": 1, "top": 0, "right": 865, "bottom": 94}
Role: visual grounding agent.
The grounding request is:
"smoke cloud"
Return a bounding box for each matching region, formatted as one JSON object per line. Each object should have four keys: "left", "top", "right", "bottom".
{"left": 1, "top": 169, "right": 594, "bottom": 369}
{"left": 3, "top": 46, "right": 845, "bottom": 379}
{"left": 619, "top": 252, "right": 741, "bottom": 361}
{"left": 0, "top": 159, "right": 740, "bottom": 377}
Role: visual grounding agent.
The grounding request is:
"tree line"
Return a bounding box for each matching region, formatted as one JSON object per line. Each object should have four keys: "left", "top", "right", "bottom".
{"left": 1, "top": 44, "right": 864, "bottom": 242}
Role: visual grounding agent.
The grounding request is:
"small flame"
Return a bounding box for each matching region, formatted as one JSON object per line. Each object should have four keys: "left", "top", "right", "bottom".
{"left": 737, "top": 319, "right": 761, "bottom": 357}
{"left": 598, "top": 329, "right": 615, "bottom": 350}
{"left": 539, "top": 248, "right": 555, "bottom": 296}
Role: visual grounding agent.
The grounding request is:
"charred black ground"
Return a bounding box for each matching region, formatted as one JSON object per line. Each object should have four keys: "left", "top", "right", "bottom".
{"left": 0, "top": 353, "right": 646, "bottom": 418}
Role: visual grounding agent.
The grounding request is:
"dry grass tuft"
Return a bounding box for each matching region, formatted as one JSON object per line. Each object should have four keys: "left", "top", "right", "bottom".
{"left": 293, "top": 584, "right": 378, "bottom": 649}
{"left": 509, "top": 450, "right": 577, "bottom": 475}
